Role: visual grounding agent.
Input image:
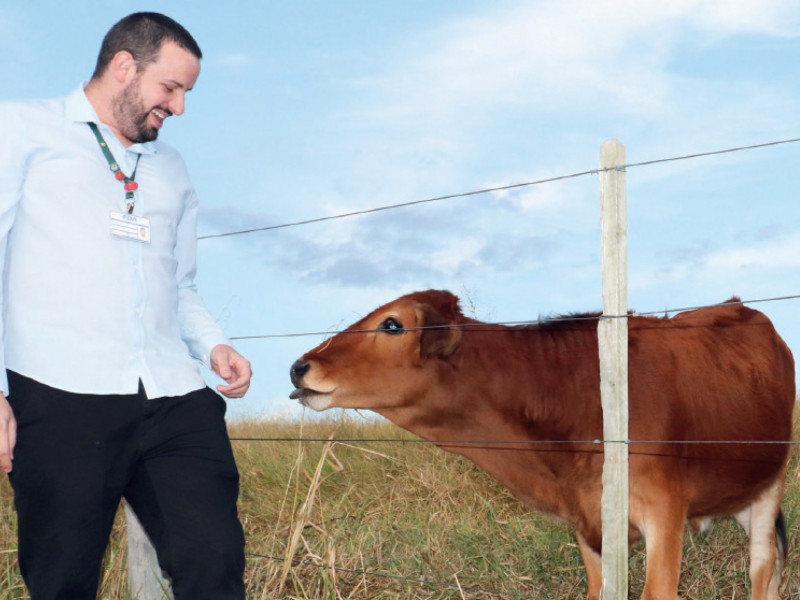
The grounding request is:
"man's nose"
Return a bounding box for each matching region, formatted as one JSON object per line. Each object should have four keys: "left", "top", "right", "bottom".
{"left": 169, "top": 92, "right": 186, "bottom": 116}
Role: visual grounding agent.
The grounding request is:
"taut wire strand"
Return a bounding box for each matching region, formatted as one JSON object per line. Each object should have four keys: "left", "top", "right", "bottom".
{"left": 200, "top": 136, "right": 800, "bottom": 241}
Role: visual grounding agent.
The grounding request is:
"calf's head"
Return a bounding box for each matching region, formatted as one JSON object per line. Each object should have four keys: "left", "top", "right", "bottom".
{"left": 290, "top": 290, "right": 463, "bottom": 412}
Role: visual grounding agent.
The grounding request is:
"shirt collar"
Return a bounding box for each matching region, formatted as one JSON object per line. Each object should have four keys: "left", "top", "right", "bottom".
{"left": 65, "top": 83, "right": 97, "bottom": 123}
{"left": 65, "top": 83, "right": 158, "bottom": 156}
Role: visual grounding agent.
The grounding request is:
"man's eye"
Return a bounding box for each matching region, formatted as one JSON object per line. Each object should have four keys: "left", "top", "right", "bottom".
{"left": 378, "top": 317, "right": 404, "bottom": 335}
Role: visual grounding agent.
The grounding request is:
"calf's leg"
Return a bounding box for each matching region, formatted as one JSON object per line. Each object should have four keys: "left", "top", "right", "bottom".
{"left": 576, "top": 532, "right": 602, "bottom": 600}
{"left": 639, "top": 500, "right": 686, "bottom": 600}
{"left": 748, "top": 476, "right": 785, "bottom": 600}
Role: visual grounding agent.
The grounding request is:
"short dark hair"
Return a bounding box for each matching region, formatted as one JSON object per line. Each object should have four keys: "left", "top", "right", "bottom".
{"left": 91, "top": 12, "right": 202, "bottom": 80}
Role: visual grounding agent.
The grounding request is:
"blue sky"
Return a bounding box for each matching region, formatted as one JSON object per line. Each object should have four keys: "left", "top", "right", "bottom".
{"left": 2, "top": 1, "right": 800, "bottom": 419}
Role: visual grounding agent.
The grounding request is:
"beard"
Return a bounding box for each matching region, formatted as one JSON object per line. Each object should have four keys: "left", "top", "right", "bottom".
{"left": 112, "top": 76, "right": 159, "bottom": 144}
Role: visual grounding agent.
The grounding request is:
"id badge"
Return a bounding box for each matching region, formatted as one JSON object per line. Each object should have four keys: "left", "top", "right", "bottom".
{"left": 110, "top": 211, "right": 151, "bottom": 243}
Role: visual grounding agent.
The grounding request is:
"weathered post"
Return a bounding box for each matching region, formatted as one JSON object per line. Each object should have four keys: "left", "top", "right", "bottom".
{"left": 598, "top": 139, "right": 629, "bottom": 599}
{"left": 126, "top": 503, "right": 173, "bottom": 599}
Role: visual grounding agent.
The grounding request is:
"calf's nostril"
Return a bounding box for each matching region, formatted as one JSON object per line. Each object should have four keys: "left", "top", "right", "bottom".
{"left": 290, "top": 360, "right": 311, "bottom": 385}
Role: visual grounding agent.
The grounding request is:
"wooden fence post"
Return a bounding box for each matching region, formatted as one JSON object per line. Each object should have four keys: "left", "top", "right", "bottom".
{"left": 598, "top": 138, "right": 629, "bottom": 600}
{"left": 125, "top": 502, "right": 173, "bottom": 599}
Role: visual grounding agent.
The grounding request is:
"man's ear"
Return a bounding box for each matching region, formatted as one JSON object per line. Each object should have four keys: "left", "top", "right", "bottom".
{"left": 417, "top": 304, "right": 462, "bottom": 359}
{"left": 109, "top": 50, "right": 137, "bottom": 84}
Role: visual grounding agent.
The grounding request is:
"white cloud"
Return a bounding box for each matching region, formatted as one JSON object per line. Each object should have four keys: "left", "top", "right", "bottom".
{"left": 631, "top": 231, "right": 800, "bottom": 295}
{"left": 689, "top": 0, "right": 800, "bottom": 36}
{"left": 356, "top": 0, "right": 800, "bottom": 130}
{"left": 492, "top": 177, "right": 590, "bottom": 216}
{"left": 704, "top": 233, "right": 800, "bottom": 271}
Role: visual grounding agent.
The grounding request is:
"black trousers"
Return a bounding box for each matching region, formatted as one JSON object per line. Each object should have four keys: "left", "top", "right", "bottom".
{"left": 6, "top": 371, "right": 245, "bottom": 600}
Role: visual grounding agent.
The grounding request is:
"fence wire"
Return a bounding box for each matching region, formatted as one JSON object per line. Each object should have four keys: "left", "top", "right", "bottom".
{"left": 231, "top": 437, "right": 800, "bottom": 446}
{"left": 230, "top": 293, "right": 800, "bottom": 341}
{"left": 199, "top": 136, "right": 800, "bottom": 241}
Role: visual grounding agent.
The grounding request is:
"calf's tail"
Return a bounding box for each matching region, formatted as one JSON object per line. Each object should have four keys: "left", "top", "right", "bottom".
{"left": 776, "top": 509, "right": 788, "bottom": 562}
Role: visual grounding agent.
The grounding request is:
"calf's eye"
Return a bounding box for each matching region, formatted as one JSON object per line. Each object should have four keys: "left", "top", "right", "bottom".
{"left": 378, "top": 317, "right": 405, "bottom": 334}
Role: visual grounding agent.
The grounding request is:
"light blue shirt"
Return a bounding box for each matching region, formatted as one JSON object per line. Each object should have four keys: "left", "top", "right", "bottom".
{"left": 0, "top": 85, "right": 230, "bottom": 397}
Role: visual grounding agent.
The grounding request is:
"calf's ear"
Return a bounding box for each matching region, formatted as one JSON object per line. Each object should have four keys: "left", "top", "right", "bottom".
{"left": 417, "top": 304, "right": 462, "bottom": 359}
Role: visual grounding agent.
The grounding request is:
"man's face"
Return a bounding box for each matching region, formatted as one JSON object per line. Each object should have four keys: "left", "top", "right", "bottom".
{"left": 111, "top": 41, "right": 200, "bottom": 144}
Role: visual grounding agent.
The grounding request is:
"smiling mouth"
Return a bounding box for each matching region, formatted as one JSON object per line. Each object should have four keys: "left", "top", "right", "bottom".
{"left": 151, "top": 108, "right": 170, "bottom": 126}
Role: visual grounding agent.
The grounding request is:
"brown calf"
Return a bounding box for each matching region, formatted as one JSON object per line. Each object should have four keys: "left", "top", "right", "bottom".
{"left": 290, "top": 290, "right": 795, "bottom": 600}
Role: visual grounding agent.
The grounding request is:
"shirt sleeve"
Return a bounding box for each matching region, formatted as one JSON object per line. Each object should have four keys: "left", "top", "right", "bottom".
{"left": 174, "top": 183, "right": 231, "bottom": 371}
{"left": 0, "top": 105, "right": 26, "bottom": 395}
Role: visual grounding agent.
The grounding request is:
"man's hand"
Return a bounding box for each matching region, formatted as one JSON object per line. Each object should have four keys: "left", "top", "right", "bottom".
{"left": 210, "top": 344, "right": 252, "bottom": 398}
{"left": 0, "top": 394, "right": 16, "bottom": 473}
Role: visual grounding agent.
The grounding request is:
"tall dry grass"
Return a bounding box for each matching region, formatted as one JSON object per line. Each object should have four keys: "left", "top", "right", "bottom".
{"left": 1, "top": 411, "right": 799, "bottom": 599}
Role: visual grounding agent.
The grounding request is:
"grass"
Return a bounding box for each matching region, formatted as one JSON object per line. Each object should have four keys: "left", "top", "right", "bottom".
{"left": 2, "top": 411, "right": 800, "bottom": 599}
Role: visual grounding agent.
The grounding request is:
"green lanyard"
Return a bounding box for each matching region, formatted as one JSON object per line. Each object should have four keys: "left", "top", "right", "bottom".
{"left": 88, "top": 122, "right": 141, "bottom": 214}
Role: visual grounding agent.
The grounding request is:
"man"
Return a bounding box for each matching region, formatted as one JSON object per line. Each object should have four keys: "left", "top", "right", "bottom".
{"left": 0, "top": 12, "right": 250, "bottom": 600}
